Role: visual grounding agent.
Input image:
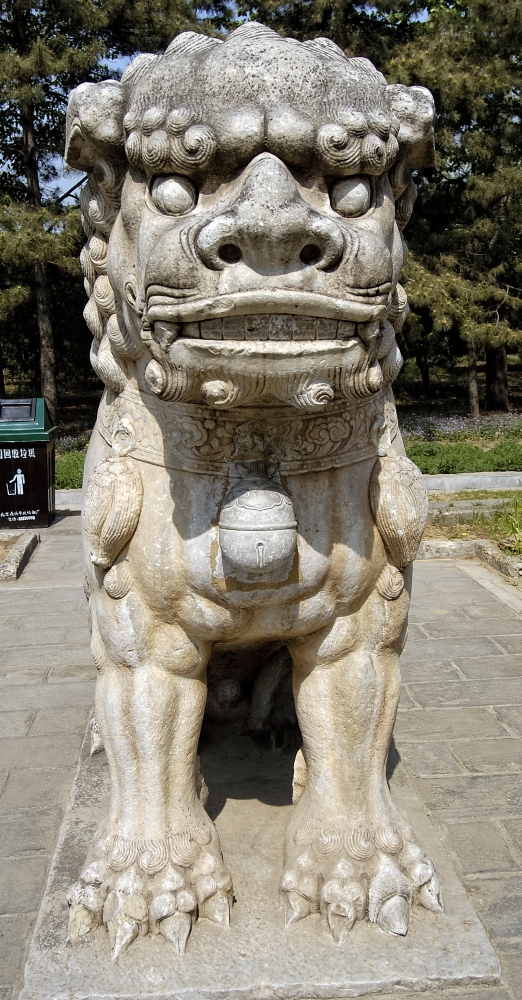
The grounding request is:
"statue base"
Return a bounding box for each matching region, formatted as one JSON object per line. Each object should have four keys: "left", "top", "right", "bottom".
{"left": 20, "top": 723, "right": 500, "bottom": 1000}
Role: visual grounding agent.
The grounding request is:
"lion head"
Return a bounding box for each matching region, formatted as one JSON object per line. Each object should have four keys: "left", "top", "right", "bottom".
{"left": 66, "top": 23, "right": 434, "bottom": 411}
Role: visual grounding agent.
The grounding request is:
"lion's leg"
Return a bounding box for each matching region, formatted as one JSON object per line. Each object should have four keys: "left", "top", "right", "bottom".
{"left": 67, "top": 586, "right": 232, "bottom": 958}
{"left": 284, "top": 569, "right": 443, "bottom": 941}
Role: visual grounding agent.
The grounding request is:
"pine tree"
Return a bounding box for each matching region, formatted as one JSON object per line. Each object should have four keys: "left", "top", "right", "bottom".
{"left": 0, "top": 0, "right": 217, "bottom": 419}
{"left": 385, "top": 0, "right": 522, "bottom": 412}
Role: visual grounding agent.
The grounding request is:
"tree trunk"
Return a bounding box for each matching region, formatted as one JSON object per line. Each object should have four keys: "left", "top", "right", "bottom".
{"left": 34, "top": 261, "right": 57, "bottom": 419}
{"left": 0, "top": 336, "right": 6, "bottom": 398}
{"left": 14, "top": 0, "right": 57, "bottom": 422}
{"left": 415, "top": 350, "right": 430, "bottom": 394}
{"left": 468, "top": 341, "right": 480, "bottom": 417}
{"left": 486, "top": 345, "right": 510, "bottom": 411}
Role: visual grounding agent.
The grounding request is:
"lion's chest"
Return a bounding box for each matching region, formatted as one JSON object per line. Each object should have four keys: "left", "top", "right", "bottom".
{"left": 125, "top": 458, "right": 382, "bottom": 641}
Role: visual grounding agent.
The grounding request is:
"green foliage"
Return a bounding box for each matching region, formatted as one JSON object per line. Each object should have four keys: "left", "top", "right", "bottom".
{"left": 388, "top": 1, "right": 522, "bottom": 366}
{"left": 55, "top": 447, "right": 85, "bottom": 488}
{"left": 504, "top": 495, "right": 522, "bottom": 554}
{"left": 234, "top": 0, "right": 426, "bottom": 64}
{"left": 406, "top": 439, "right": 522, "bottom": 474}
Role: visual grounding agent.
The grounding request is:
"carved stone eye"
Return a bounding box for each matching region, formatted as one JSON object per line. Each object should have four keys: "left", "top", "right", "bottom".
{"left": 150, "top": 175, "right": 197, "bottom": 215}
{"left": 330, "top": 176, "right": 371, "bottom": 217}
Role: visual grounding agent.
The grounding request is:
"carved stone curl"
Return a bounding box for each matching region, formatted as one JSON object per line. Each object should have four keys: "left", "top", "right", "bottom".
{"left": 83, "top": 455, "right": 143, "bottom": 570}
{"left": 369, "top": 453, "right": 428, "bottom": 570}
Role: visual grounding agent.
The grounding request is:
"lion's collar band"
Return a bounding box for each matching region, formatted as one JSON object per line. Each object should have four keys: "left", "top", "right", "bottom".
{"left": 98, "top": 384, "right": 398, "bottom": 476}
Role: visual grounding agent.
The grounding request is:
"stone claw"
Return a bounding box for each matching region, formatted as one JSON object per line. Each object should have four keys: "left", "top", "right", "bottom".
{"left": 103, "top": 880, "right": 149, "bottom": 959}
{"left": 66, "top": 879, "right": 105, "bottom": 943}
{"left": 159, "top": 911, "right": 192, "bottom": 956}
{"left": 321, "top": 877, "right": 366, "bottom": 942}
{"left": 418, "top": 874, "right": 444, "bottom": 913}
{"left": 67, "top": 903, "right": 99, "bottom": 943}
{"left": 369, "top": 860, "right": 412, "bottom": 936}
{"left": 149, "top": 891, "right": 177, "bottom": 934}
{"left": 409, "top": 855, "right": 444, "bottom": 913}
{"left": 326, "top": 901, "right": 356, "bottom": 942}
{"left": 199, "top": 889, "right": 232, "bottom": 927}
{"left": 377, "top": 894, "right": 410, "bottom": 936}
{"left": 109, "top": 915, "right": 139, "bottom": 960}
{"left": 283, "top": 890, "right": 311, "bottom": 926}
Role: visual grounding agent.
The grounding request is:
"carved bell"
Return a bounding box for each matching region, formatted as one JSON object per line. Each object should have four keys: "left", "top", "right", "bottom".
{"left": 218, "top": 473, "right": 297, "bottom": 583}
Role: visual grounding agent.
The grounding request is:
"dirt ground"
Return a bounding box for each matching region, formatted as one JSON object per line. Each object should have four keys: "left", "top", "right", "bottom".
{"left": 0, "top": 538, "right": 16, "bottom": 562}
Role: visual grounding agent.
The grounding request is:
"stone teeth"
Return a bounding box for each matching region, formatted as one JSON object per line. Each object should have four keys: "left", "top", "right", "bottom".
{"left": 201, "top": 319, "right": 223, "bottom": 339}
{"left": 337, "top": 320, "right": 356, "bottom": 340}
{"left": 268, "top": 315, "right": 294, "bottom": 340}
{"left": 292, "top": 317, "right": 316, "bottom": 341}
{"left": 182, "top": 321, "right": 201, "bottom": 338}
{"left": 179, "top": 315, "right": 363, "bottom": 341}
{"left": 244, "top": 316, "right": 269, "bottom": 340}
{"left": 222, "top": 316, "right": 244, "bottom": 339}
{"left": 316, "top": 318, "right": 338, "bottom": 340}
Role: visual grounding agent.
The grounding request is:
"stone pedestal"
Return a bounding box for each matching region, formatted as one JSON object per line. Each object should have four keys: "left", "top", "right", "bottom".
{"left": 20, "top": 724, "right": 500, "bottom": 1000}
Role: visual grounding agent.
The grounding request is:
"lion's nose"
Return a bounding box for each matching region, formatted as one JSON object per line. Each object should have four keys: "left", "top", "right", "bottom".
{"left": 196, "top": 155, "right": 344, "bottom": 274}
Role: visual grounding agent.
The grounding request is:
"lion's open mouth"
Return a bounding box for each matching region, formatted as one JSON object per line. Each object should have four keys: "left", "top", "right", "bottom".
{"left": 154, "top": 314, "right": 369, "bottom": 342}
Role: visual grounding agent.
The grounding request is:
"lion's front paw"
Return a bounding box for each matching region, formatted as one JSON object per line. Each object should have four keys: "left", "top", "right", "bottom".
{"left": 281, "top": 822, "right": 443, "bottom": 942}
{"left": 67, "top": 831, "right": 233, "bottom": 959}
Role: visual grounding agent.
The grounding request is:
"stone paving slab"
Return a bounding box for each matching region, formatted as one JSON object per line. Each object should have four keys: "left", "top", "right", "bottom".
{"left": 0, "top": 525, "right": 521, "bottom": 997}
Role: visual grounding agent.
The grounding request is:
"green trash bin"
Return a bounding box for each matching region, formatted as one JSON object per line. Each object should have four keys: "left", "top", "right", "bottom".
{"left": 0, "top": 398, "right": 58, "bottom": 528}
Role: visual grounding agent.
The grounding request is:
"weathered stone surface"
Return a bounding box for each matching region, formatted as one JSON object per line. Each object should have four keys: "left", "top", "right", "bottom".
{"left": 0, "top": 531, "right": 39, "bottom": 581}
{"left": 0, "top": 712, "right": 34, "bottom": 739}
{"left": 0, "top": 767, "right": 76, "bottom": 813}
{"left": 400, "top": 636, "right": 503, "bottom": 661}
{"left": 453, "top": 653, "right": 522, "bottom": 679}
{"left": 449, "top": 739, "right": 522, "bottom": 775}
{"left": 0, "top": 810, "right": 60, "bottom": 857}
{"left": 20, "top": 737, "right": 500, "bottom": 1000}
{"left": 421, "top": 618, "right": 522, "bottom": 638}
{"left": 442, "top": 820, "right": 520, "bottom": 875}
{"left": 413, "top": 774, "right": 522, "bottom": 820}
{"left": 495, "top": 705, "right": 522, "bottom": 735}
{"left": 0, "top": 734, "right": 83, "bottom": 770}
{"left": 0, "top": 857, "right": 48, "bottom": 915}
{"left": 465, "top": 876, "right": 522, "bottom": 939}
{"left": 399, "top": 658, "right": 462, "bottom": 682}
{"left": 408, "top": 677, "right": 522, "bottom": 708}
{"left": 397, "top": 742, "right": 464, "bottom": 777}
{"left": 394, "top": 707, "right": 509, "bottom": 742}
{"left": 0, "top": 913, "right": 38, "bottom": 985}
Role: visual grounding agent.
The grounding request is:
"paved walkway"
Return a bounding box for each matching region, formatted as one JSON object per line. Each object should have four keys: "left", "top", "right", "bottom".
{"left": 0, "top": 517, "right": 94, "bottom": 1000}
{"left": 1, "top": 520, "right": 521, "bottom": 999}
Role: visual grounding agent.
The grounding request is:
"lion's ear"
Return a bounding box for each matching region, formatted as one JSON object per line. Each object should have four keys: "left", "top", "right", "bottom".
{"left": 386, "top": 84, "right": 435, "bottom": 170}
{"left": 66, "top": 80, "right": 125, "bottom": 171}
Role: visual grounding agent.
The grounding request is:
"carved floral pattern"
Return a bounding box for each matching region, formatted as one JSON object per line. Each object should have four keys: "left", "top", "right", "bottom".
{"left": 98, "top": 383, "right": 400, "bottom": 476}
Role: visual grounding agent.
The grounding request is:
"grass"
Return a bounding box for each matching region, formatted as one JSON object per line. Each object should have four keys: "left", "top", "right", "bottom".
{"left": 429, "top": 490, "right": 522, "bottom": 501}
{"left": 405, "top": 439, "right": 522, "bottom": 474}
{"left": 55, "top": 433, "right": 88, "bottom": 489}
{"left": 424, "top": 496, "right": 522, "bottom": 553}
{"left": 397, "top": 387, "right": 522, "bottom": 474}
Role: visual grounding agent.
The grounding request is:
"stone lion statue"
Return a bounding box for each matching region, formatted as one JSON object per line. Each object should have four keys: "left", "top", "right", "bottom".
{"left": 65, "top": 23, "right": 441, "bottom": 960}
